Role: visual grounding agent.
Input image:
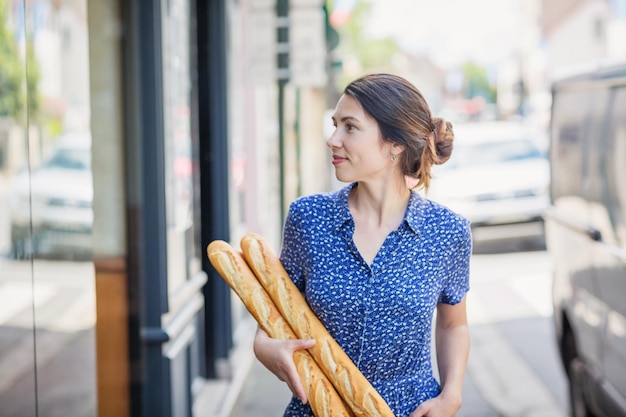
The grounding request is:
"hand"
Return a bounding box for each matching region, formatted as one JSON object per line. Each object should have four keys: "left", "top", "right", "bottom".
{"left": 409, "top": 392, "right": 461, "bottom": 417}
{"left": 253, "top": 328, "right": 316, "bottom": 404}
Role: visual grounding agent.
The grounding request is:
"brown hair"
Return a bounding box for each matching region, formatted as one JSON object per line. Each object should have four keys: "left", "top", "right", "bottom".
{"left": 343, "top": 73, "right": 454, "bottom": 190}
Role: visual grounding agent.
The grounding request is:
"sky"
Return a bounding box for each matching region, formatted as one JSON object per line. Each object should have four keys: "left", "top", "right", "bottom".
{"left": 364, "top": 0, "right": 523, "bottom": 69}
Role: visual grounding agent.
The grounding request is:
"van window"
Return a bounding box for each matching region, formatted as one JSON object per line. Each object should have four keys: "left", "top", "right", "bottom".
{"left": 582, "top": 88, "right": 610, "bottom": 205}
{"left": 605, "top": 87, "right": 626, "bottom": 245}
{"left": 550, "top": 89, "right": 591, "bottom": 205}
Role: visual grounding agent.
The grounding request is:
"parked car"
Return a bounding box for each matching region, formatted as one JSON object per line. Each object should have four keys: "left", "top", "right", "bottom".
{"left": 546, "top": 63, "right": 626, "bottom": 417}
{"left": 428, "top": 121, "right": 549, "bottom": 244}
{"left": 8, "top": 132, "right": 93, "bottom": 259}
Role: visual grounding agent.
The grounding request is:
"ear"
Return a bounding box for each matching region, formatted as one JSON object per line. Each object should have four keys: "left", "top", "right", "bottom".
{"left": 391, "top": 143, "right": 405, "bottom": 156}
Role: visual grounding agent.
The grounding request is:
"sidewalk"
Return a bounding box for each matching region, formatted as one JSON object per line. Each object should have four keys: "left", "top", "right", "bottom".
{"left": 229, "top": 351, "right": 501, "bottom": 417}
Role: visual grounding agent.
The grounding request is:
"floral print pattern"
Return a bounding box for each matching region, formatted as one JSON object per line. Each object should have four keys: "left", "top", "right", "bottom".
{"left": 280, "top": 183, "right": 472, "bottom": 417}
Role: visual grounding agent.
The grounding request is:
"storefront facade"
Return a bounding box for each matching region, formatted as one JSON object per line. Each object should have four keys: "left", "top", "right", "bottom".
{"left": 0, "top": 0, "right": 330, "bottom": 416}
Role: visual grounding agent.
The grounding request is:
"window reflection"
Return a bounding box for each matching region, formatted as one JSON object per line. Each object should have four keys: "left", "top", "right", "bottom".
{"left": 0, "top": 0, "right": 96, "bottom": 415}
{"left": 8, "top": 132, "right": 92, "bottom": 259}
{"left": 162, "top": 0, "right": 198, "bottom": 295}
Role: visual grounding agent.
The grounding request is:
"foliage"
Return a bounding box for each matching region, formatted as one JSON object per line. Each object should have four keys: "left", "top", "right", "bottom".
{"left": 25, "top": 39, "right": 40, "bottom": 120}
{"left": 461, "top": 61, "right": 497, "bottom": 102}
{"left": 0, "top": 0, "right": 40, "bottom": 121}
{"left": 333, "top": 0, "right": 401, "bottom": 88}
{"left": 0, "top": 0, "right": 23, "bottom": 119}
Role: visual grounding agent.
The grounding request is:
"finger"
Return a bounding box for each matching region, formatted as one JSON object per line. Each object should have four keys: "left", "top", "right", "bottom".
{"left": 284, "top": 364, "right": 308, "bottom": 404}
{"left": 289, "top": 340, "right": 315, "bottom": 403}
{"left": 290, "top": 338, "right": 316, "bottom": 351}
{"left": 409, "top": 404, "right": 428, "bottom": 417}
{"left": 292, "top": 378, "right": 308, "bottom": 404}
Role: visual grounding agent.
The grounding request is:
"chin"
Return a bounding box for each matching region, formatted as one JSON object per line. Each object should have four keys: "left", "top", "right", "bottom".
{"left": 334, "top": 173, "right": 355, "bottom": 183}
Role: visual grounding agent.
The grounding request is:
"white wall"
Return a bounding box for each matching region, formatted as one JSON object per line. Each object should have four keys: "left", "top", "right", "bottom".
{"left": 545, "top": 0, "right": 612, "bottom": 76}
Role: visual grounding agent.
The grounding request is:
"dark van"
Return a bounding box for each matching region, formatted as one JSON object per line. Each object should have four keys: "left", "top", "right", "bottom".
{"left": 547, "top": 63, "right": 626, "bottom": 417}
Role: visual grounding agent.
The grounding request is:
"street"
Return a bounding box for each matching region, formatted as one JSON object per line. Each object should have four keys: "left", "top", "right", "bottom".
{"left": 232, "top": 246, "right": 569, "bottom": 417}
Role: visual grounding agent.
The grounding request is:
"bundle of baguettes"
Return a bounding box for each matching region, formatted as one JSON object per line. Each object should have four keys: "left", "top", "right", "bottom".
{"left": 207, "top": 240, "right": 354, "bottom": 417}
{"left": 240, "top": 233, "right": 394, "bottom": 417}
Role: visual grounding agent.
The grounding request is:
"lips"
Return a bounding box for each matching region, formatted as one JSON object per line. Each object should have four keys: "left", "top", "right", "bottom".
{"left": 332, "top": 155, "right": 347, "bottom": 165}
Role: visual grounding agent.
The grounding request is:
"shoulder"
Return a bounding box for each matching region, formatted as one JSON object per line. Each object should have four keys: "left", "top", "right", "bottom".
{"left": 288, "top": 186, "right": 348, "bottom": 218}
{"left": 290, "top": 191, "right": 336, "bottom": 211}
{"left": 426, "top": 198, "right": 469, "bottom": 228}
{"left": 409, "top": 193, "right": 471, "bottom": 240}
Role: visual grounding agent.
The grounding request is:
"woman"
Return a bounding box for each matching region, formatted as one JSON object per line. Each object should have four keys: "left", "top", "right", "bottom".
{"left": 254, "top": 73, "right": 472, "bottom": 417}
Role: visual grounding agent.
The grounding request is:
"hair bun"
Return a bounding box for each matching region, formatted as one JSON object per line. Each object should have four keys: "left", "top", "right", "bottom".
{"left": 431, "top": 117, "right": 454, "bottom": 164}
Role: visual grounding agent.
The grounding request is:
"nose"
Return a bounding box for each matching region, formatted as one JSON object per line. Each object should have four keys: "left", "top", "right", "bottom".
{"left": 326, "top": 129, "right": 341, "bottom": 149}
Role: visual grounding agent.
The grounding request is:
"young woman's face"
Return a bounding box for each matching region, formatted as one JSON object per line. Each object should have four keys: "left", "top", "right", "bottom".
{"left": 328, "top": 94, "right": 398, "bottom": 183}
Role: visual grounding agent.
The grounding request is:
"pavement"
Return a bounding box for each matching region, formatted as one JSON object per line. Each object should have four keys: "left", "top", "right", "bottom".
{"left": 0, "top": 259, "right": 98, "bottom": 417}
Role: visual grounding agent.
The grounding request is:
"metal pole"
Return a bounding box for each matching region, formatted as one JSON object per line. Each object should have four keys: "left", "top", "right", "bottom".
{"left": 198, "top": 0, "right": 233, "bottom": 378}
{"left": 276, "top": 0, "right": 289, "bottom": 223}
{"left": 295, "top": 87, "right": 301, "bottom": 197}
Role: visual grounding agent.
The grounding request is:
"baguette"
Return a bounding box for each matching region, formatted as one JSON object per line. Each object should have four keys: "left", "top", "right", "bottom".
{"left": 240, "top": 233, "right": 395, "bottom": 417}
{"left": 207, "top": 240, "right": 354, "bottom": 417}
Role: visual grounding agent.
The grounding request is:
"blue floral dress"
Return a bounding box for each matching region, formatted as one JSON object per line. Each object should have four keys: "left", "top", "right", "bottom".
{"left": 279, "top": 183, "right": 472, "bottom": 417}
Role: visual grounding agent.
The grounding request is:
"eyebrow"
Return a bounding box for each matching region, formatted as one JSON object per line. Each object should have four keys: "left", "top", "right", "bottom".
{"left": 331, "top": 115, "right": 361, "bottom": 123}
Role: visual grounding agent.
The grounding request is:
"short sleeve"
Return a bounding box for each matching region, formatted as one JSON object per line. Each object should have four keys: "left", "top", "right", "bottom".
{"left": 279, "top": 202, "right": 307, "bottom": 292}
{"left": 439, "top": 218, "right": 472, "bottom": 305}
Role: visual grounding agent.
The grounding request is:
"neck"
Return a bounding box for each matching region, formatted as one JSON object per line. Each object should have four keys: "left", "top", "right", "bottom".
{"left": 349, "top": 177, "right": 411, "bottom": 228}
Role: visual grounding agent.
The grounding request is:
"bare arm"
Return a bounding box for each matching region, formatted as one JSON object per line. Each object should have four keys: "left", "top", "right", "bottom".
{"left": 410, "top": 298, "right": 469, "bottom": 417}
{"left": 435, "top": 298, "right": 469, "bottom": 408}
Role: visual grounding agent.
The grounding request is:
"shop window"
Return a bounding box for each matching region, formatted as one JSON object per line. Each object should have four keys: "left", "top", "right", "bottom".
{"left": 0, "top": 0, "right": 97, "bottom": 415}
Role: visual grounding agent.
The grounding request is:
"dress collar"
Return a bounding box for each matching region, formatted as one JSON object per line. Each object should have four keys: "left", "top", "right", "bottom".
{"left": 331, "top": 182, "right": 426, "bottom": 236}
{"left": 331, "top": 183, "right": 355, "bottom": 232}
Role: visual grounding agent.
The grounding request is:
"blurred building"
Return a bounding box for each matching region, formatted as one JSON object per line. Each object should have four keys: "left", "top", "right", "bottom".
{"left": 0, "top": 0, "right": 332, "bottom": 416}
{"left": 493, "top": 0, "right": 626, "bottom": 127}
{"left": 542, "top": 0, "right": 626, "bottom": 75}
{"left": 495, "top": 0, "right": 548, "bottom": 124}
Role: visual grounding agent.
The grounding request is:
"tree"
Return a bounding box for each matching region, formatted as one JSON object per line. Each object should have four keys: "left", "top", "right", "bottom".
{"left": 0, "top": 0, "right": 40, "bottom": 121}
{"left": 25, "top": 38, "right": 40, "bottom": 121}
{"left": 0, "top": 0, "right": 24, "bottom": 119}
{"left": 332, "top": 0, "right": 401, "bottom": 88}
{"left": 461, "top": 61, "right": 496, "bottom": 103}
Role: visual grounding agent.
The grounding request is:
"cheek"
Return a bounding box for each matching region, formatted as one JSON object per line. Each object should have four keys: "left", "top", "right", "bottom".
{"left": 366, "top": 146, "right": 392, "bottom": 165}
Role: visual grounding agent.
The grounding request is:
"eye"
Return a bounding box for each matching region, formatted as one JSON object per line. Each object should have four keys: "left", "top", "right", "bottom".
{"left": 346, "top": 124, "right": 356, "bottom": 132}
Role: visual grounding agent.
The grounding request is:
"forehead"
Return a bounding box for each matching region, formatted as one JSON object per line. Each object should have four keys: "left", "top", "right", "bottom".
{"left": 332, "top": 94, "right": 372, "bottom": 121}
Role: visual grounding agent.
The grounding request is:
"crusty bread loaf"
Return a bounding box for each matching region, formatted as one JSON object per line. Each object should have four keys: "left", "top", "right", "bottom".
{"left": 207, "top": 240, "right": 354, "bottom": 417}
{"left": 240, "top": 233, "right": 394, "bottom": 417}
